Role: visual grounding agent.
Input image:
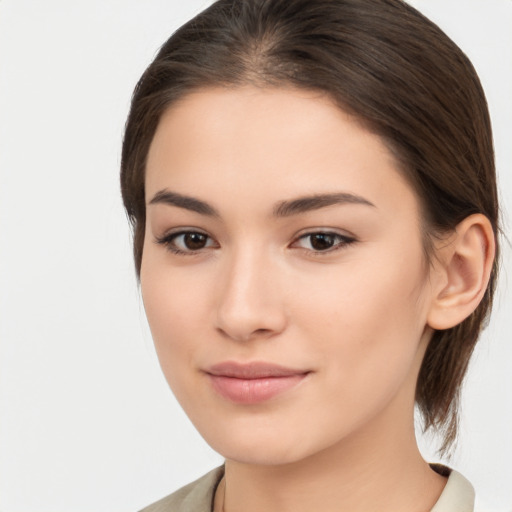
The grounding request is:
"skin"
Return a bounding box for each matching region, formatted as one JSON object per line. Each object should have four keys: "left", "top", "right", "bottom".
{"left": 141, "top": 86, "right": 455, "bottom": 512}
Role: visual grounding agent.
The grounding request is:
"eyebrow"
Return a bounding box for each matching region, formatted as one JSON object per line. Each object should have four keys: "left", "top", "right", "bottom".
{"left": 149, "top": 189, "right": 220, "bottom": 217}
{"left": 273, "top": 192, "right": 375, "bottom": 217}
{"left": 148, "top": 189, "right": 375, "bottom": 217}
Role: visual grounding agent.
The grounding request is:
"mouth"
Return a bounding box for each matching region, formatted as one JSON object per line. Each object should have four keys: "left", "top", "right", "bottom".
{"left": 205, "top": 361, "right": 310, "bottom": 404}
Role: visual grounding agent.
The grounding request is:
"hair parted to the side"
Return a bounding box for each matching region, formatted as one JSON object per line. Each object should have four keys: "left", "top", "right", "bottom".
{"left": 120, "top": 0, "right": 499, "bottom": 455}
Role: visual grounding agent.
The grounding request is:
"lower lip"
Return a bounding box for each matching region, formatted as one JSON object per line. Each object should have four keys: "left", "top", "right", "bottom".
{"left": 208, "top": 374, "right": 307, "bottom": 404}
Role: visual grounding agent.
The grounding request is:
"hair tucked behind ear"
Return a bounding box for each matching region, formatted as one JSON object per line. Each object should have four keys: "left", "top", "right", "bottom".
{"left": 121, "top": 0, "right": 499, "bottom": 455}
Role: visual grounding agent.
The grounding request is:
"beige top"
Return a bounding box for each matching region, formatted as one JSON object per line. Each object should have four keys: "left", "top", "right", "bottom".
{"left": 140, "top": 464, "right": 475, "bottom": 512}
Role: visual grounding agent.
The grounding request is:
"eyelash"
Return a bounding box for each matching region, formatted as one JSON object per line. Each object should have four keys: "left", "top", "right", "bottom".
{"left": 155, "top": 230, "right": 356, "bottom": 256}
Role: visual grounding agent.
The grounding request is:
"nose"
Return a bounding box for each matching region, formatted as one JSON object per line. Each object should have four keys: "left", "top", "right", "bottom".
{"left": 215, "top": 248, "right": 287, "bottom": 342}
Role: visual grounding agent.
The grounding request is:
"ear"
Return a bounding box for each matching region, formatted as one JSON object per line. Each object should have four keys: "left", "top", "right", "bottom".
{"left": 427, "top": 214, "right": 495, "bottom": 330}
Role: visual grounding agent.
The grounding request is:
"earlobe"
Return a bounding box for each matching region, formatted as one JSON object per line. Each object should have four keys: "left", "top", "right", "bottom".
{"left": 427, "top": 214, "right": 495, "bottom": 330}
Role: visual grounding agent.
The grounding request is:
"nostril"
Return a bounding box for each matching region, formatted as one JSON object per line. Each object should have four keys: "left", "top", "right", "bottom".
{"left": 254, "top": 328, "right": 272, "bottom": 336}
{"left": 216, "top": 325, "right": 278, "bottom": 343}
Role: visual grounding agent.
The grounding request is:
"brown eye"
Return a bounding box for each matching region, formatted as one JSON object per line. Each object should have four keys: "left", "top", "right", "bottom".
{"left": 293, "top": 231, "right": 356, "bottom": 253}
{"left": 182, "top": 232, "right": 208, "bottom": 250}
{"left": 156, "top": 230, "right": 217, "bottom": 254}
{"left": 309, "top": 233, "right": 336, "bottom": 251}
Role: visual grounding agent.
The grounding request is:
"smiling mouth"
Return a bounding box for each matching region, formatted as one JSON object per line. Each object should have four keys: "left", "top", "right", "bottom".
{"left": 205, "top": 361, "right": 310, "bottom": 404}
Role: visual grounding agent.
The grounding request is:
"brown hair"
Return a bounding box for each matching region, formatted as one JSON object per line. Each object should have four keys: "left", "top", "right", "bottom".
{"left": 121, "top": 0, "right": 499, "bottom": 454}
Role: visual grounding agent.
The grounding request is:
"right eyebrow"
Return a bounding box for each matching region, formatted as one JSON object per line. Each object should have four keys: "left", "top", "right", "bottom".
{"left": 273, "top": 192, "right": 376, "bottom": 217}
{"left": 148, "top": 189, "right": 220, "bottom": 217}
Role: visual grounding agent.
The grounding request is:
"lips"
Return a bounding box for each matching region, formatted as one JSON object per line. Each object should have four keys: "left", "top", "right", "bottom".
{"left": 205, "top": 362, "right": 309, "bottom": 404}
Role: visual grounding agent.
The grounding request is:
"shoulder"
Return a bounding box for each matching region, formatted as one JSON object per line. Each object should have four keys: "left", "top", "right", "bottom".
{"left": 139, "top": 466, "right": 225, "bottom": 512}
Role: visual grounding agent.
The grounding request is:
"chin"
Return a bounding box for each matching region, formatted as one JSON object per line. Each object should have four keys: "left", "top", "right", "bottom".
{"left": 214, "top": 439, "right": 309, "bottom": 466}
{"left": 195, "top": 417, "right": 329, "bottom": 467}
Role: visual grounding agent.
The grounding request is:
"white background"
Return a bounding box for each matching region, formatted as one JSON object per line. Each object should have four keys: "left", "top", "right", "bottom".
{"left": 0, "top": 1, "right": 511, "bottom": 511}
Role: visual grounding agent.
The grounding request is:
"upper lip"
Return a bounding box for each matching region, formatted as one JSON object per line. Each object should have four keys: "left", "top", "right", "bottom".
{"left": 206, "top": 361, "right": 310, "bottom": 379}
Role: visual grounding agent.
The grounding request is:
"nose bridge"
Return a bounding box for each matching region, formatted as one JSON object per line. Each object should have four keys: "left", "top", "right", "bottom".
{"left": 215, "top": 242, "right": 286, "bottom": 341}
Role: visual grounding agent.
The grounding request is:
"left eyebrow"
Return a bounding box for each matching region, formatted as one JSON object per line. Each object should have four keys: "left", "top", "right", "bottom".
{"left": 148, "top": 189, "right": 220, "bottom": 217}
{"left": 273, "top": 192, "right": 376, "bottom": 217}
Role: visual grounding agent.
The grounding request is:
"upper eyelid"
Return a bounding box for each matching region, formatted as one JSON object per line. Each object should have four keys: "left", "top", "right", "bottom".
{"left": 155, "top": 227, "right": 210, "bottom": 240}
{"left": 154, "top": 229, "right": 211, "bottom": 246}
{"left": 292, "top": 228, "right": 356, "bottom": 241}
{"left": 291, "top": 232, "right": 355, "bottom": 245}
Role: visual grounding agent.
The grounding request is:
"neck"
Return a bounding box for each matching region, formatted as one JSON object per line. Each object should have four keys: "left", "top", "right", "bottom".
{"left": 222, "top": 436, "right": 444, "bottom": 512}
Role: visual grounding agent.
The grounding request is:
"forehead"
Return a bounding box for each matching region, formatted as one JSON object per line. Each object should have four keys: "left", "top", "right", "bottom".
{"left": 145, "top": 86, "right": 418, "bottom": 218}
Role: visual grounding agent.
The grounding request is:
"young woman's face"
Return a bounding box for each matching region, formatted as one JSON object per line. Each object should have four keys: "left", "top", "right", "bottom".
{"left": 141, "top": 86, "right": 438, "bottom": 465}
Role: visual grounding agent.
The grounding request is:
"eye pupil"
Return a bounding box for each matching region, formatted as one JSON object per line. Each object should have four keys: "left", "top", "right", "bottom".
{"left": 310, "top": 233, "right": 335, "bottom": 251}
{"left": 184, "top": 232, "right": 207, "bottom": 250}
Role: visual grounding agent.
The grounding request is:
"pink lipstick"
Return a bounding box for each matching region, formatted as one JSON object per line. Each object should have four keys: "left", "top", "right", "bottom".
{"left": 205, "top": 362, "right": 309, "bottom": 404}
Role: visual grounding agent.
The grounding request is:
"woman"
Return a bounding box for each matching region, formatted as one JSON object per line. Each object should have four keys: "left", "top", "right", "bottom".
{"left": 120, "top": 0, "right": 499, "bottom": 510}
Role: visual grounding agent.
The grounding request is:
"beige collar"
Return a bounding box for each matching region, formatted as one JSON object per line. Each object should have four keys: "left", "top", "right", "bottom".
{"left": 430, "top": 467, "right": 475, "bottom": 512}
{"left": 139, "top": 464, "right": 475, "bottom": 512}
{"left": 213, "top": 465, "right": 475, "bottom": 512}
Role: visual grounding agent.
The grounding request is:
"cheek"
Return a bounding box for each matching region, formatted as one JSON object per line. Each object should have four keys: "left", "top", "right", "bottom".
{"left": 293, "top": 249, "right": 430, "bottom": 399}
{"left": 295, "top": 249, "right": 427, "bottom": 332}
{"left": 140, "top": 256, "right": 209, "bottom": 383}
